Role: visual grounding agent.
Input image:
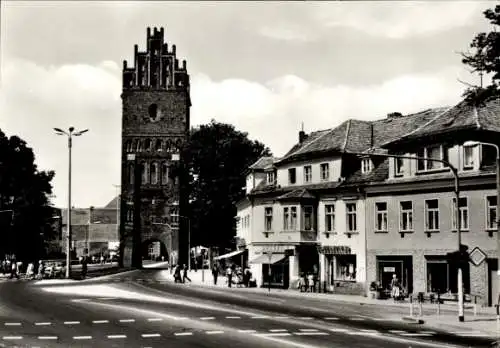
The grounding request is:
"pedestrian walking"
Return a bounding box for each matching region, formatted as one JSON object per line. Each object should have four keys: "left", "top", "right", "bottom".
{"left": 182, "top": 264, "right": 191, "bottom": 283}
{"left": 10, "top": 259, "right": 18, "bottom": 279}
{"left": 174, "top": 265, "right": 182, "bottom": 283}
{"left": 36, "top": 260, "right": 45, "bottom": 280}
{"left": 390, "top": 274, "right": 400, "bottom": 301}
{"left": 212, "top": 264, "right": 219, "bottom": 285}
{"left": 226, "top": 265, "right": 233, "bottom": 288}
{"left": 26, "top": 262, "right": 35, "bottom": 280}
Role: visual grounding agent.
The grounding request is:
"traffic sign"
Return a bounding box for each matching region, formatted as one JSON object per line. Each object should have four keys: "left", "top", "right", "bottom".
{"left": 469, "top": 247, "right": 487, "bottom": 267}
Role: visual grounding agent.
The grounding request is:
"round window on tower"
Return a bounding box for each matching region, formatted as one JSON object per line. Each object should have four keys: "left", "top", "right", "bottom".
{"left": 148, "top": 103, "right": 159, "bottom": 121}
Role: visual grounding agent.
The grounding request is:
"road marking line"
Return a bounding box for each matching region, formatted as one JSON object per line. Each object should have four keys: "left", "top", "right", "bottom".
{"left": 238, "top": 329, "right": 257, "bottom": 333}
{"left": 270, "top": 329, "right": 288, "bottom": 332}
{"left": 72, "top": 299, "right": 90, "bottom": 302}
{"left": 297, "top": 317, "right": 313, "bottom": 320}
{"left": 420, "top": 331, "right": 437, "bottom": 334}
{"left": 174, "top": 317, "right": 188, "bottom": 320}
{"left": 35, "top": 322, "right": 51, "bottom": 326}
{"left": 4, "top": 322, "right": 21, "bottom": 326}
{"left": 299, "top": 329, "right": 319, "bottom": 332}
{"left": 200, "top": 317, "right": 215, "bottom": 320}
{"left": 107, "top": 334, "right": 127, "bottom": 339}
{"left": 206, "top": 331, "right": 224, "bottom": 335}
{"left": 97, "top": 297, "right": 116, "bottom": 300}
{"left": 456, "top": 332, "right": 490, "bottom": 337}
{"left": 329, "top": 328, "right": 349, "bottom": 332}
{"left": 2, "top": 336, "right": 22, "bottom": 340}
{"left": 256, "top": 332, "right": 291, "bottom": 337}
{"left": 92, "top": 320, "right": 109, "bottom": 324}
{"left": 73, "top": 336, "right": 92, "bottom": 340}
{"left": 64, "top": 321, "right": 80, "bottom": 325}
{"left": 226, "top": 316, "right": 241, "bottom": 319}
{"left": 174, "top": 332, "right": 193, "bottom": 336}
{"left": 119, "top": 319, "right": 135, "bottom": 323}
{"left": 274, "top": 316, "right": 289, "bottom": 319}
{"left": 400, "top": 333, "right": 432, "bottom": 337}
{"left": 324, "top": 317, "right": 339, "bottom": 320}
{"left": 251, "top": 315, "right": 269, "bottom": 319}
{"left": 294, "top": 332, "right": 329, "bottom": 336}
{"left": 141, "top": 333, "right": 161, "bottom": 338}
{"left": 389, "top": 330, "right": 406, "bottom": 334}
{"left": 350, "top": 318, "right": 365, "bottom": 321}
{"left": 147, "top": 318, "right": 163, "bottom": 322}
{"left": 38, "top": 336, "right": 58, "bottom": 340}
{"left": 361, "top": 329, "right": 379, "bottom": 333}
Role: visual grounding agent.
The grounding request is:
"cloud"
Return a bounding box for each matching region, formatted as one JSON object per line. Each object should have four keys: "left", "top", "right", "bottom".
{"left": 0, "top": 58, "right": 122, "bottom": 209}
{"left": 259, "top": 2, "right": 488, "bottom": 41}
{"left": 1, "top": 57, "right": 471, "bottom": 208}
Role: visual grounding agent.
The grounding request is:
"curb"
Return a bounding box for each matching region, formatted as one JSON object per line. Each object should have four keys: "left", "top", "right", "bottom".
{"left": 402, "top": 316, "right": 425, "bottom": 324}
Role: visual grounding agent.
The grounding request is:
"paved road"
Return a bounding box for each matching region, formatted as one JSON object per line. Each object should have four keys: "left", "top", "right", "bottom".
{"left": 0, "top": 268, "right": 495, "bottom": 348}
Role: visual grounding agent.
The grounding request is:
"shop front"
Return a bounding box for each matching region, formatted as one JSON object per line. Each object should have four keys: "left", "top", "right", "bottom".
{"left": 318, "top": 245, "right": 363, "bottom": 295}
{"left": 376, "top": 255, "right": 413, "bottom": 295}
{"left": 248, "top": 244, "right": 294, "bottom": 289}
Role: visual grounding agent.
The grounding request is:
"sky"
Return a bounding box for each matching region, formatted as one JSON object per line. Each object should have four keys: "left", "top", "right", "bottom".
{"left": 0, "top": 1, "right": 494, "bottom": 209}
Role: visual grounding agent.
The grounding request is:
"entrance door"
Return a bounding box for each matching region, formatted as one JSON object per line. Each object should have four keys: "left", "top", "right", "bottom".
{"left": 379, "top": 261, "right": 403, "bottom": 291}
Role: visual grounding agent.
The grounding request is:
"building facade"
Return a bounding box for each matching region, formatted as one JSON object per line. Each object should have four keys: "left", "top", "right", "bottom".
{"left": 61, "top": 197, "right": 120, "bottom": 258}
{"left": 237, "top": 97, "right": 500, "bottom": 304}
{"left": 119, "top": 27, "right": 191, "bottom": 268}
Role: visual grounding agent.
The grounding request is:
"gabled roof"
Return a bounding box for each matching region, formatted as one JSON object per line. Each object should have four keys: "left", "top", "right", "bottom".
{"left": 248, "top": 156, "right": 278, "bottom": 171}
{"left": 383, "top": 98, "right": 500, "bottom": 147}
{"left": 250, "top": 180, "right": 341, "bottom": 196}
{"left": 276, "top": 189, "right": 316, "bottom": 201}
{"left": 104, "top": 195, "right": 120, "bottom": 209}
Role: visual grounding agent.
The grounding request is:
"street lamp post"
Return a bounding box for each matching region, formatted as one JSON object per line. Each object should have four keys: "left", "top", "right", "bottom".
{"left": 347, "top": 150, "right": 464, "bottom": 322}
{"left": 54, "top": 127, "right": 89, "bottom": 279}
{"left": 464, "top": 141, "right": 500, "bottom": 305}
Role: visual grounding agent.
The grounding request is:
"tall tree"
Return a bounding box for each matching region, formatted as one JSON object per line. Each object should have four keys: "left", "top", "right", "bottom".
{"left": 461, "top": 5, "right": 500, "bottom": 104}
{"left": 0, "top": 130, "right": 56, "bottom": 261}
{"left": 183, "top": 120, "right": 271, "bottom": 251}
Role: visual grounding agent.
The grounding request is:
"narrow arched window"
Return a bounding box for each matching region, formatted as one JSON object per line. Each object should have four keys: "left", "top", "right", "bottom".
{"left": 137, "top": 140, "right": 143, "bottom": 152}
{"left": 127, "top": 209, "right": 133, "bottom": 222}
{"left": 155, "top": 139, "right": 162, "bottom": 152}
{"left": 125, "top": 140, "right": 132, "bottom": 152}
{"left": 165, "top": 140, "right": 172, "bottom": 153}
{"left": 150, "top": 162, "right": 159, "bottom": 185}
{"left": 141, "top": 162, "right": 148, "bottom": 184}
{"left": 144, "top": 139, "right": 152, "bottom": 151}
{"left": 161, "top": 162, "right": 169, "bottom": 185}
{"left": 175, "top": 139, "right": 182, "bottom": 152}
{"left": 128, "top": 164, "right": 134, "bottom": 184}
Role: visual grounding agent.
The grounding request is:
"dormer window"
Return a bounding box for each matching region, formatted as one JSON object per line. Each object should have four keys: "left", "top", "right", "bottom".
{"left": 463, "top": 145, "right": 474, "bottom": 170}
{"left": 417, "top": 145, "right": 444, "bottom": 172}
{"left": 361, "top": 158, "right": 372, "bottom": 174}
{"left": 266, "top": 171, "right": 276, "bottom": 185}
{"left": 395, "top": 157, "right": 404, "bottom": 176}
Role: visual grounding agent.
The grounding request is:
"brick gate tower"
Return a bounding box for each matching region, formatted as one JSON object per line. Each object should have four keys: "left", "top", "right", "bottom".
{"left": 119, "top": 27, "right": 191, "bottom": 268}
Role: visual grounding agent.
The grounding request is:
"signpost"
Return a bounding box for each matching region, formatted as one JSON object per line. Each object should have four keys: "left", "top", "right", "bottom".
{"left": 469, "top": 246, "right": 487, "bottom": 267}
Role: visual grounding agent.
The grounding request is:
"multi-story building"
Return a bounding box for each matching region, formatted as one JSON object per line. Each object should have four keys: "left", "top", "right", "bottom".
{"left": 61, "top": 196, "right": 120, "bottom": 258}
{"left": 119, "top": 27, "right": 191, "bottom": 268}
{"left": 237, "top": 97, "right": 500, "bottom": 305}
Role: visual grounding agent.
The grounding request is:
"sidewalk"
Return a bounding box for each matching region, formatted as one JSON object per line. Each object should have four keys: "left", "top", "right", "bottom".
{"left": 171, "top": 270, "right": 500, "bottom": 337}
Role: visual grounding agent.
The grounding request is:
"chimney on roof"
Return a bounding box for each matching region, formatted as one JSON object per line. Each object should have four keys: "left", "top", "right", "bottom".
{"left": 387, "top": 112, "right": 403, "bottom": 118}
{"left": 299, "top": 122, "right": 307, "bottom": 143}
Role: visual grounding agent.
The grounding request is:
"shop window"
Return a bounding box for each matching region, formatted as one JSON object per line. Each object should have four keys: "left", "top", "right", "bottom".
{"left": 426, "top": 258, "right": 470, "bottom": 294}
{"left": 335, "top": 255, "right": 356, "bottom": 281}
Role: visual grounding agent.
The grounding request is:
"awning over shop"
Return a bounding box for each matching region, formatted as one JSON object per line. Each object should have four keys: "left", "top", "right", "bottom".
{"left": 249, "top": 253, "right": 286, "bottom": 264}
{"left": 317, "top": 245, "right": 352, "bottom": 255}
{"left": 214, "top": 249, "right": 245, "bottom": 261}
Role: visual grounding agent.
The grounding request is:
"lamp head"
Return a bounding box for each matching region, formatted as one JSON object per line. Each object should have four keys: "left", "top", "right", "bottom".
{"left": 463, "top": 141, "right": 480, "bottom": 147}
{"left": 69, "top": 126, "right": 75, "bottom": 133}
{"left": 74, "top": 129, "right": 89, "bottom": 136}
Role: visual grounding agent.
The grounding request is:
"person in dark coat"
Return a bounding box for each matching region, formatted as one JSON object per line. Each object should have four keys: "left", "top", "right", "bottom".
{"left": 182, "top": 264, "right": 191, "bottom": 283}
{"left": 212, "top": 264, "right": 219, "bottom": 285}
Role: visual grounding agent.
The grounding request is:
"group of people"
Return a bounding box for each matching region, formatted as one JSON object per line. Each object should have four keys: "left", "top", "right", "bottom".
{"left": 173, "top": 264, "right": 191, "bottom": 283}
{"left": 298, "top": 273, "right": 318, "bottom": 292}
{"left": 211, "top": 264, "right": 256, "bottom": 288}
{"left": 1, "top": 258, "right": 47, "bottom": 280}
